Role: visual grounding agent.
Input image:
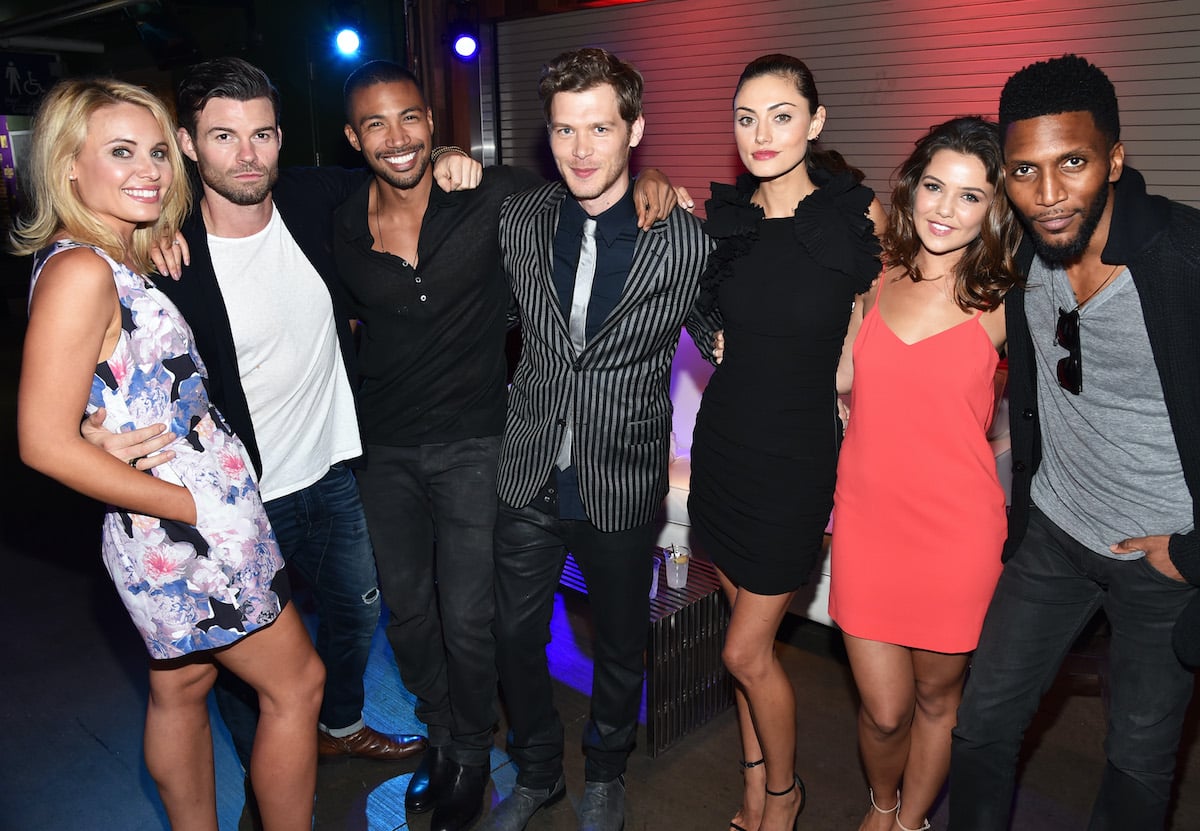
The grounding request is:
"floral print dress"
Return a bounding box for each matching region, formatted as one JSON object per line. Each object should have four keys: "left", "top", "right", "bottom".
{"left": 31, "top": 242, "right": 289, "bottom": 659}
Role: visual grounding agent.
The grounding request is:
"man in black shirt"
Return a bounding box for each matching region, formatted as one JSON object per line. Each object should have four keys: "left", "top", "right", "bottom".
{"left": 334, "top": 60, "right": 682, "bottom": 831}
{"left": 334, "top": 60, "right": 538, "bottom": 831}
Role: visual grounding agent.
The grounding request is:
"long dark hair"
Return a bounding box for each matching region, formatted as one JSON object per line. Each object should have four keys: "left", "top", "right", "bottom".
{"left": 884, "top": 116, "right": 1022, "bottom": 311}
{"left": 734, "top": 54, "right": 864, "bottom": 182}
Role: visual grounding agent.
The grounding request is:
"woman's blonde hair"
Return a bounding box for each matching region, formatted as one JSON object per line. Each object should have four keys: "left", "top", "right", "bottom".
{"left": 8, "top": 77, "right": 191, "bottom": 274}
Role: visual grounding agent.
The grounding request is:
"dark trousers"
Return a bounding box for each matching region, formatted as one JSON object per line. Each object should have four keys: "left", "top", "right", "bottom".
{"left": 950, "top": 506, "right": 1197, "bottom": 830}
{"left": 493, "top": 497, "right": 655, "bottom": 788}
{"left": 215, "top": 463, "right": 382, "bottom": 770}
{"left": 357, "top": 437, "right": 501, "bottom": 767}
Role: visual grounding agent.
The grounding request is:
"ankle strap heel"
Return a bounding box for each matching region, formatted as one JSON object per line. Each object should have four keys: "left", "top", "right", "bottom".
{"left": 765, "top": 773, "right": 806, "bottom": 827}
{"left": 765, "top": 774, "right": 800, "bottom": 798}
{"left": 870, "top": 787, "right": 900, "bottom": 814}
{"left": 730, "top": 758, "right": 767, "bottom": 831}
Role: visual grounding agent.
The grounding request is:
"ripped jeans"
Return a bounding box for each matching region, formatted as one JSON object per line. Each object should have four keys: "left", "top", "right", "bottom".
{"left": 215, "top": 462, "right": 382, "bottom": 769}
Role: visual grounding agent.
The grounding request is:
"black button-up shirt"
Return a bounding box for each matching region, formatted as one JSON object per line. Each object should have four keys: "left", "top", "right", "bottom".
{"left": 333, "top": 165, "right": 542, "bottom": 446}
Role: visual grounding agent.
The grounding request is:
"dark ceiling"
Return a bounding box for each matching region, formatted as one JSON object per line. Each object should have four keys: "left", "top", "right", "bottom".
{"left": 0, "top": 1, "right": 259, "bottom": 75}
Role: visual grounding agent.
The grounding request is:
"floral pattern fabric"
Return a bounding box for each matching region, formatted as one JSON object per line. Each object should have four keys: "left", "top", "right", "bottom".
{"left": 31, "top": 242, "right": 287, "bottom": 659}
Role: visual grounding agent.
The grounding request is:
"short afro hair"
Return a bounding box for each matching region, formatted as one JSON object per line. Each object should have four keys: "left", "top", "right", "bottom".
{"left": 999, "top": 54, "right": 1119, "bottom": 147}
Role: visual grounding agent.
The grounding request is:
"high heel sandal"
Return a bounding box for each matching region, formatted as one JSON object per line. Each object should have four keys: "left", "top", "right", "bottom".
{"left": 765, "top": 773, "right": 806, "bottom": 829}
{"left": 869, "top": 787, "right": 900, "bottom": 816}
{"left": 729, "top": 759, "right": 764, "bottom": 831}
{"left": 894, "top": 815, "right": 930, "bottom": 831}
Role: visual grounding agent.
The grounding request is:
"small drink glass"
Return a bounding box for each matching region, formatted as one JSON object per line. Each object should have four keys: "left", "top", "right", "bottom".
{"left": 665, "top": 544, "right": 690, "bottom": 589}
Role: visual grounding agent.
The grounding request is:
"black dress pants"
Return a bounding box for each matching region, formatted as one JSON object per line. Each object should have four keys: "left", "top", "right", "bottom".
{"left": 493, "top": 497, "right": 655, "bottom": 787}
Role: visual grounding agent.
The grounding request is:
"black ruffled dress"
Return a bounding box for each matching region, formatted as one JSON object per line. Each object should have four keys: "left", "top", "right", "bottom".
{"left": 688, "top": 169, "right": 881, "bottom": 594}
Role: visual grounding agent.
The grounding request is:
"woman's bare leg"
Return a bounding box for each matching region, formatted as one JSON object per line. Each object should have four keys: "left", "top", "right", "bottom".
{"left": 720, "top": 575, "right": 768, "bottom": 831}
{"left": 144, "top": 658, "right": 221, "bottom": 831}
{"left": 842, "top": 633, "right": 970, "bottom": 831}
{"left": 718, "top": 570, "right": 803, "bottom": 831}
{"left": 894, "top": 649, "right": 969, "bottom": 830}
{"left": 843, "top": 634, "right": 913, "bottom": 831}
{"left": 215, "top": 604, "right": 325, "bottom": 831}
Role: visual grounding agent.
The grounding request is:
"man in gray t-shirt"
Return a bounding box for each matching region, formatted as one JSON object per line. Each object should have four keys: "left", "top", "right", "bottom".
{"left": 950, "top": 55, "right": 1200, "bottom": 831}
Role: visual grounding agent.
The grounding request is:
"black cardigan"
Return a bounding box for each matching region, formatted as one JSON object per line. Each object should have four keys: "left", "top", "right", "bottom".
{"left": 158, "top": 166, "right": 368, "bottom": 477}
{"left": 1004, "top": 166, "right": 1200, "bottom": 665}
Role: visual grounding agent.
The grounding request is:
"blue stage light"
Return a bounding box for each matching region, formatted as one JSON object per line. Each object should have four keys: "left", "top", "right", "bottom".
{"left": 334, "top": 27, "right": 361, "bottom": 56}
{"left": 452, "top": 32, "right": 478, "bottom": 60}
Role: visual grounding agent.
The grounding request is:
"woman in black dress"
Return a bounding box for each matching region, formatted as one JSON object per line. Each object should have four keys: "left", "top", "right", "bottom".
{"left": 689, "top": 54, "right": 885, "bottom": 831}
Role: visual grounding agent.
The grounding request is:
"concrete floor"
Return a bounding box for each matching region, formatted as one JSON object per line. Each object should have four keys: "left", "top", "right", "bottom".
{"left": 1, "top": 302, "right": 1198, "bottom": 830}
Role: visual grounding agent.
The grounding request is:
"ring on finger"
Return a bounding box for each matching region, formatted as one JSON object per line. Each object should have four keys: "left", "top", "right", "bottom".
{"left": 128, "top": 455, "right": 145, "bottom": 468}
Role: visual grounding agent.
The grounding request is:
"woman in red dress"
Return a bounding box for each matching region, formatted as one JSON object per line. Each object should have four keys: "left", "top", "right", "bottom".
{"left": 829, "top": 117, "right": 1023, "bottom": 831}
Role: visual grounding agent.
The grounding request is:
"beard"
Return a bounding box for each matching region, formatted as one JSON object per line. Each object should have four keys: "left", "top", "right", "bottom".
{"left": 198, "top": 158, "right": 279, "bottom": 207}
{"left": 368, "top": 144, "right": 430, "bottom": 191}
{"left": 1025, "top": 182, "right": 1108, "bottom": 265}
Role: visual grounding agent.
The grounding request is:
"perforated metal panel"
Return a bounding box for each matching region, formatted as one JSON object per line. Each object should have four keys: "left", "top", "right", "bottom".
{"left": 495, "top": 0, "right": 1200, "bottom": 212}
{"left": 560, "top": 550, "right": 734, "bottom": 757}
{"left": 644, "top": 554, "right": 734, "bottom": 757}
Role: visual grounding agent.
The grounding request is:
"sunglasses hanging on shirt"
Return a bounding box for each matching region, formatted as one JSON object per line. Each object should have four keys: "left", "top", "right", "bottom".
{"left": 1053, "top": 264, "right": 1124, "bottom": 395}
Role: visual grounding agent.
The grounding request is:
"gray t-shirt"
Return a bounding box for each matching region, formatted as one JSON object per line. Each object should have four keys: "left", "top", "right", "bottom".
{"left": 1026, "top": 257, "right": 1194, "bottom": 557}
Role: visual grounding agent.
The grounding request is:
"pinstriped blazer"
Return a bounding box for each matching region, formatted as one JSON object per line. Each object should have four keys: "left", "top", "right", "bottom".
{"left": 497, "top": 180, "right": 717, "bottom": 532}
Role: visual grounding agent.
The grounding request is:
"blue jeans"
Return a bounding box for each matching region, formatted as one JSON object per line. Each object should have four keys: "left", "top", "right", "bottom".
{"left": 357, "top": 437, "right": 501, "bottom": 768}
{"left": 950, "top": 506, "right": 1196, "bottom": 830}
{"left": 493, "top": 497, "right": 656, "bottom": 787}
{"left": 215, "top": 463, "right": 381, "bottom": 770}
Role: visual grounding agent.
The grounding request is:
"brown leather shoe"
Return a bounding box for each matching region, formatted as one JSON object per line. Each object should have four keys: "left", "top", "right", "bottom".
{"left": 318, "top": 725, "right": 428, "bottom": 761}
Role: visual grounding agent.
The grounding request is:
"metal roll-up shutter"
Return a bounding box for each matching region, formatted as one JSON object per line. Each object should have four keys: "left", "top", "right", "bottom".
{"left": 495, "top": 0, "right": 1200, "bottom": 213}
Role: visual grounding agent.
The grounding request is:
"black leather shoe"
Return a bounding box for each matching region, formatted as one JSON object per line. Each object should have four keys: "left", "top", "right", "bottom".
{"left": 406, "top": 745, "right": 451, "bottom": 815}
{"left": 430, "top": 762, "right": 489, "bottom": 831}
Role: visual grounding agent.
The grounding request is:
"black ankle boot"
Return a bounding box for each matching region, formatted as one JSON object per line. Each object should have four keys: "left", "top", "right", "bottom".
{"left": 430, "top": 761, "right": 489, "bottom": 831}
{"left": 406, "top": 745, "right": 451, "bottom": 815}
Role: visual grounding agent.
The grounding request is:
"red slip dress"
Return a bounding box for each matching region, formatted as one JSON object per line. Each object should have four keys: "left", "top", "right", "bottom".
{"left": 828, "top": 278, "right": 1006, "bottom": 653}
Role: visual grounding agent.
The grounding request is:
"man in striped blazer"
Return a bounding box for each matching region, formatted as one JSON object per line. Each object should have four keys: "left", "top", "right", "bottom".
{"left": 486, "top": 48, "right": 715, "bottom": 831}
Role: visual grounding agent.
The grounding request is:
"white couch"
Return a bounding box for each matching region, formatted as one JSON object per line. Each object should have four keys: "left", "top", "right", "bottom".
{"left": 656, "top": 331, "right": 1012, "bottom": 627}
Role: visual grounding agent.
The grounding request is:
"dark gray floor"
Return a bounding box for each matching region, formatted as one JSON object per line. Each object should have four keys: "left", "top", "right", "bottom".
{"left": 1, "top": 302, "right": 1198, "bottom": 830}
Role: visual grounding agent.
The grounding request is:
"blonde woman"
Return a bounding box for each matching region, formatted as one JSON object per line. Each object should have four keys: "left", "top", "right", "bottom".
{"left": 13, "top": 78, "right": 323, "bottom": 830}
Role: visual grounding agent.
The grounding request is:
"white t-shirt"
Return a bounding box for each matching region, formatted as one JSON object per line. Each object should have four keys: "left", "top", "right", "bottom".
{"left": 208, "top": 204, "right": 361, "bottom": 502}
